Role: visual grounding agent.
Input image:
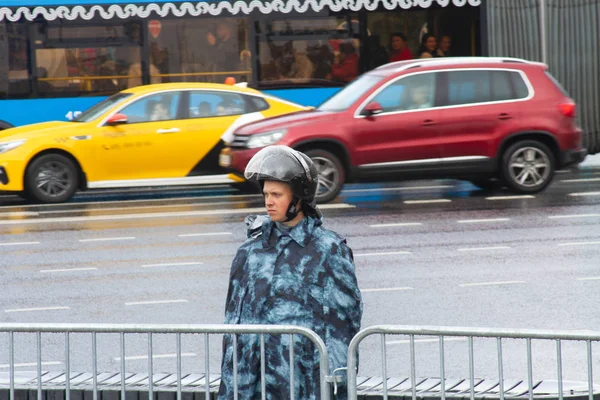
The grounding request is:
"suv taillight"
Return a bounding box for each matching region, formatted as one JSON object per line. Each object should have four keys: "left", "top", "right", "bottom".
{"left": 559, "top": 102, "right": 576, "bottom": 117}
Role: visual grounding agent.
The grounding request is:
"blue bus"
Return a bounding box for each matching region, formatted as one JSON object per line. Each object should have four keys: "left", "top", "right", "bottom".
{"left": 0, "top": 0, "right": 483, "bottom": 130}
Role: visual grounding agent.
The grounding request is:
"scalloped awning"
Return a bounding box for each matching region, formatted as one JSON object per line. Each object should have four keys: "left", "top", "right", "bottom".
{"left": 0, "top": 0, "right": 481, "bottom": 22}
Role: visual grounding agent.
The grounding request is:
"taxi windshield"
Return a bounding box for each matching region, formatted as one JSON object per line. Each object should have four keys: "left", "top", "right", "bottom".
{"left": 317, "top": 74, "right": 384, "bottom": 112}
{"left": 73, "top": 93, "right": 133, "bottom": 122}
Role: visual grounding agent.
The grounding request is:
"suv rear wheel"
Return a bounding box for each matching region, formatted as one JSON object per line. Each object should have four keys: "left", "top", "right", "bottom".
{"left": 304, "top": 149, "right": 345, "bottom": 204}
{"left": 501, "top": 140, "right": 555, "bottom": 194}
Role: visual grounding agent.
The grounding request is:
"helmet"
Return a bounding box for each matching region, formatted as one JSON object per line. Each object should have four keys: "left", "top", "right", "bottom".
{"left": 244, "top": 145, "right": 321, "bottom": 220}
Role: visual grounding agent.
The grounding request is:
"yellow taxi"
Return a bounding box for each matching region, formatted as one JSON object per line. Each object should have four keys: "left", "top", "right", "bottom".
{"left": 0, "top": 82, "right": 309, "bottom": 203}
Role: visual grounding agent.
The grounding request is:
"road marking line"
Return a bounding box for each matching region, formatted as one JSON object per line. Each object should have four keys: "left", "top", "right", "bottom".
{"left": 125, "top": 299, "right": 189, "bottom": 306}
{"left": 142, "top": 262, "right": 204, "bottom": 268}
{"left": 0, "top": 204, "right": 355, "bottom": 225}
{"left": 568, "top": 192, "right": 600, "bottom": 197}
{"left": 387, "top": 338, "right": 466, "bottom": 345}
{"left": 0, "top": 362, "right": 62, "bottom": 369}
{"left": 459, "top": 281, "right": 525, "bottom": 287}
{"left": 458, "top": 246, "right": 511, "bottom": 252}
{"left": 114, "top": 353, "right": 196, "bottom": 362}
{"left": 577, "top": 277, "right": 600, "bottom": 281}
{"left": 457, "top": 218, "right": 510, "bottom": 224}
{"left": 0, "top": 212, "right": 40, "bottom": 217}
{"left": 344, "top": 185, "right": 452, "bottom": 193}
{"left": 485, "top": 195, "right": 535, "bottom": 200}
{"left": 362, "top": 287, "right": 414, "bottom": 293}
{"left": 555, "top": 170, "right": 571, "bottom": 174}
{"left": 4, "top": 306, "right": 70, "bottom": 313}
{"left": 370, "top": 223, "right": 423, "bottom": 228}
{"left": 38, "top": 201, "right": 248, "bottom": 215}
{"left": 178, "top": 232, "right": 233, "bottom": 238}
{"left": 0, "top": 241, "right": 40, "bottom": 247}
{"left": 355, "top": 251, "right": 412, "bottom": 257}
{"left": 79, "top": 237, "right": 136, "bottom": 242}
{"left": 549, "top": 214, "right": 600, "bottom": 219}
{"left": 40, "top": 267, "right": 98, "bottom": 273}
{"left": 558, "top": 241, "right": 600, "bottom": 247}
{"left": 404, "top": 199, "right": 451, "bottom": 205}
{"left": 561, "top": 178, "right": 600, "bottom": 183}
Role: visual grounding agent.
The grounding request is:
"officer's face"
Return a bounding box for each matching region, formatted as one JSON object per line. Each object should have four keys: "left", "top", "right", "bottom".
{"left": 263, "top": 181, "right": 293, "bottom": 222}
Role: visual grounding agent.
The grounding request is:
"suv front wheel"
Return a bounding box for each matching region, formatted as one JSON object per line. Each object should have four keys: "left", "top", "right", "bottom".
{"left": 501, "top": 140, "right": 555, "bottom": 194}
{"left": 304, "top": 149, "right": 345, "bottom": 204}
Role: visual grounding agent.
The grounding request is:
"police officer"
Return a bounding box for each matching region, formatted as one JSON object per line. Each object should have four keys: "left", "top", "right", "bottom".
{"left": 218, "top": 145, "right": 363, "bottom": 399}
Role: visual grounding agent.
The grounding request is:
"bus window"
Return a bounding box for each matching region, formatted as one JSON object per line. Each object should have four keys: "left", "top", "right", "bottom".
{"left": 256, "top": 16, "right": 361, "bottom": 87}
{"left": 1, "top": 22, "right": 30, "bottom": 99}
{"left": 146, "top": 17, "right": 252, "bottom": 85}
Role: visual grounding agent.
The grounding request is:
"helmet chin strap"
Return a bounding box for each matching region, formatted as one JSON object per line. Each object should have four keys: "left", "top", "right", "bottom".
{"left": 283, "top": 196, "right": 301, "bottom": 222}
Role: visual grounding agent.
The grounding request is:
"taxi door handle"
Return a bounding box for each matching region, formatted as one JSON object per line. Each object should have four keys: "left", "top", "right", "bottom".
{"left": 156, "top": 128, "right": 180, "bottom": 134}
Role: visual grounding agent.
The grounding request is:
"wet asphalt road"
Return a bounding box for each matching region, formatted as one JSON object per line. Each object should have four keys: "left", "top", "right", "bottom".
{"left": 1, "top": 164, "right": 600, "bottom": 384}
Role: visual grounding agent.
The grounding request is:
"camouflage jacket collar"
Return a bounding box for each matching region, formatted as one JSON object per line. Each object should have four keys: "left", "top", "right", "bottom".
{"left": 245, "top": 214, "right": 323, "bottom": 248}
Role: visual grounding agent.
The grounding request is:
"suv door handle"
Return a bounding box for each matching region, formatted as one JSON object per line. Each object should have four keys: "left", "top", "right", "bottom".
{"left": 421, "top": 119, "right": 436, "bottom": 126}
{"left": 156, "top": 128, "right": 180, "bottom": 134}
{"left": 498, "top": 113, "right": 512, "bottom": 120}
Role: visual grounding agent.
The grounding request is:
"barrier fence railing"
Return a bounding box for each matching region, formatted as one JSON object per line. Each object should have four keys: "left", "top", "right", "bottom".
{"left": 0, "top": 323, "right": 330, "bottom": 400}
{"left": 347, "top": 325, "right": 600, "bottom": 400}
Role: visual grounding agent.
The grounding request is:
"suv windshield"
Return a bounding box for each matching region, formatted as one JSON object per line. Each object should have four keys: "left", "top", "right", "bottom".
{"left": 73, "top": 93, "right": 133, "bottom": 122}
{"left": 318, "top": 74, "right": 385, "bottom": 112}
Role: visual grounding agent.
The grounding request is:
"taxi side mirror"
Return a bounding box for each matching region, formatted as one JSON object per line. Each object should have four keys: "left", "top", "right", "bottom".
{"left": 106, "top": 113, "right": 128, "bottom": 125}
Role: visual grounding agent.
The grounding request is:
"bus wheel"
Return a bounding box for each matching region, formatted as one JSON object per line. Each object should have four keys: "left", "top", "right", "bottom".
{"left": 25, "top": 154, "right": 79, "bottom": 203}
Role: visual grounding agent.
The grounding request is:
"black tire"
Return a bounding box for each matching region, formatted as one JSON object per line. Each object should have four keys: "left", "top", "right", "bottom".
{"left": 25, "top": 154, "right": 79, "bottom": 203}
{"left": 501, "top": 140, "right": 555, "bottom": 194}
{"left": 303, "top": 149, "right": 345, "bottom": 204}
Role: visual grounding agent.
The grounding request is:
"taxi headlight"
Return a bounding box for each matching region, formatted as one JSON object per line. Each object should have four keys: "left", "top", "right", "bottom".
{"left": 0, "top": 140, "right": 26, "bottom": 155}
{"left": 246, "top": 130, "right": 287, "bottom": 149}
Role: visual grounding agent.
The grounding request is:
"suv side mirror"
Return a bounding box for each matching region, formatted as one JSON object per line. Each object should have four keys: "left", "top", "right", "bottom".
{"left": 106, "top": 113, "right": 128, "bottom": 125}
{"left": 364, "top": 102, "right": 383, "bottom": 116}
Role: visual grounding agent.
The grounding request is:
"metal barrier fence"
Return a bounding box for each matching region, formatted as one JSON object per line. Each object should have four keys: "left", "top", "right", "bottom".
{"left": 0, "top": 323, "right": 330, "bottom": 400}
{"left": 347, "top": 325, "right": 600, "bottom": 400}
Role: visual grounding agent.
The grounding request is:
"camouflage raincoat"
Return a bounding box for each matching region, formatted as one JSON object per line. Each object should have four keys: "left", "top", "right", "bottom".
{"left": 218, "top": 214, "right": 363, "bottom": 400}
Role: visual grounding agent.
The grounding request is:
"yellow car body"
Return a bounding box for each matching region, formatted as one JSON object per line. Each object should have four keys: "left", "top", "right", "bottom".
{"left": 0, "top": 82, "right": 308, "bottom": 203}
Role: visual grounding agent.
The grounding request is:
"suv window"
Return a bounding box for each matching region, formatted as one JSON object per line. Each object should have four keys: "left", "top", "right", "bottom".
{"left": 444, "top": 70, "right": 529, "bottom": 107}
{"left": 369, "top": 72, "right": 437, "bottom": 114}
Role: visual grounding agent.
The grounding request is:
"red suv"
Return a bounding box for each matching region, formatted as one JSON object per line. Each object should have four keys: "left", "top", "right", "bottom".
{"left": 220, "top": 57, "right": 587, "bottom": 203}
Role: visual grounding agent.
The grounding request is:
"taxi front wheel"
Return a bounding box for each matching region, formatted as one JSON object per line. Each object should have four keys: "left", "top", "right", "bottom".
{"left": 25, "top": 154, "right": 79, "bottom": 203}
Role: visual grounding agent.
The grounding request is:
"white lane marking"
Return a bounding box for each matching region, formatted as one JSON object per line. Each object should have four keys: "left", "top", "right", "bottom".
{"left": 0, "top": 211, "right": 40, "bottom": 217}
{"left": 555, "top": 170, "right": 571, "bottom": 174}
{"left": 370, "top": 222, "right": 423, "bottom": 228}
{"left": 558, "top": 241, "right": 600, "bottom": 247}
{"left": 142, "top": 262, "right": 204, "bottom": 268}
{"left": 79, "top": 237, "right": 136, "bottom": 243}
{"left": 362, "top": 287, "right": 414, "bottom": 293}
{"left": 486, "top": 195, "right": 535, "bottom": 200}
{"left": 404, "top": 199, "right": 451, "bottom": 205}
{"left": 458, "top": 246, "right": 511, "bottom": 252}
{"left": 549, "top": 214, "right": 600, "bottom": 219}
{"left": 114, "top": 353, "right": 196, "bottom": 362}
{"left": 576, "top": 277, "right": 600, "bottom": 281}
{"left": 40, "top": 267, "right": 98, "bottom": 273}
{"left": 568, "top": 192, "right": 600, "bottom": 197}
{"left": 178, "top": 232, "right": 233, "bottom": 238}
{"left": 38, "top": 201, "right": 248, "bottom": 215}
{"left": 4, "top": 306, "right": 70, "bottom": 313}
{"left": 0, "top": 204, "right": 355, "bottom": 225}
{"left": 457, "top": 218, "right": 510, "bottom": 224}
{"left": 561, "top": 178, "right": 600, "bottom": 183}
{"left": 125, "top": 299, "right": 189, "bottom": 306}
{"left": 459, "top": 281, "right": 526, "bottom": 287}
{"left": 0, "top": 362, "right": 62, "bottom": 369}
{"left": 0, "top": 241, "right": 40, "bottom": 246}
{"left": 344, "top": 185, "right": 452, "bottom": 193}
{"left": 387, "top": 337, "right": 466, "bottom": 345}
{"left": 354, "top": 251, "right": 412, "bottom": 257}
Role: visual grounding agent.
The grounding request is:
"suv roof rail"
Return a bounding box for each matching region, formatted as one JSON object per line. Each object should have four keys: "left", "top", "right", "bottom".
{"left": 375, "top": 56, "right": 546, "bottom": 72}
